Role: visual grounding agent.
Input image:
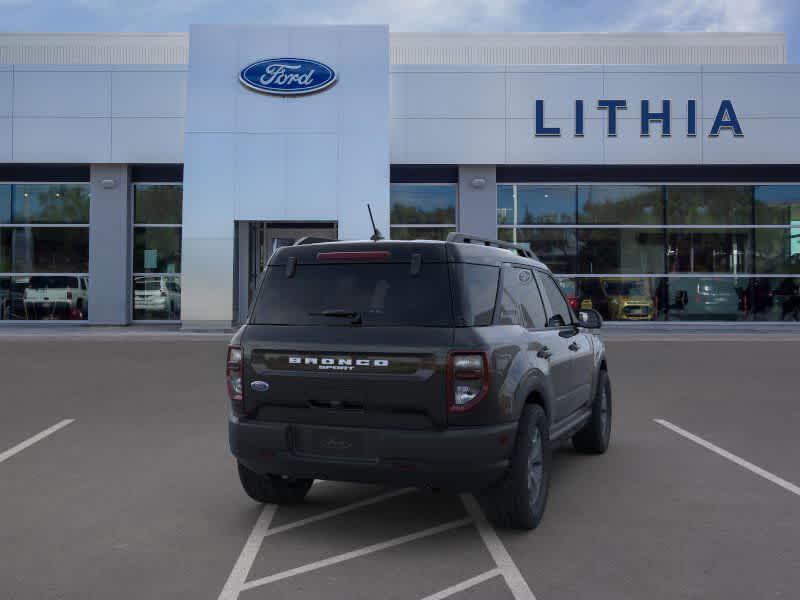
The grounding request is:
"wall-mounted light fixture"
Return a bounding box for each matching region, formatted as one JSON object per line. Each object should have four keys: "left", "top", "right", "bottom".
{"left": 101, "top": 178, "right": 116, "bottom": 189}
{"left": 470, "top": 177, "right": 487, "bottom": 189}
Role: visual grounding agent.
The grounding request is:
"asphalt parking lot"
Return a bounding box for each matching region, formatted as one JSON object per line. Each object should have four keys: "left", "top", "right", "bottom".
{"left": 1, "top": 329, "right": 799, "bottom": 600}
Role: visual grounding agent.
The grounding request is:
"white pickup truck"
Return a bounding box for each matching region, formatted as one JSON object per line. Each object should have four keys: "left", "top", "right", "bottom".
{"left": 23, "top": 275, "right": 88, "bottom": 320}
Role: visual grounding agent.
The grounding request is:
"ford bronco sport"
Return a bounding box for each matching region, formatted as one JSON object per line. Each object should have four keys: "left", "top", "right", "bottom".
{"left": 227, "top": 233, "right": 611, "bottom": 530}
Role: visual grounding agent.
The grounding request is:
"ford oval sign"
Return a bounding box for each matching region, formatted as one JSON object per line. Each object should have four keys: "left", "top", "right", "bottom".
{"left": 239, "top": 58, "right": 337, "bottom": 96}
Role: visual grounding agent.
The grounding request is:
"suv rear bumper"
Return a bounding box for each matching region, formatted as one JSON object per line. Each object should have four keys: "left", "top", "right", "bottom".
{"left": 229, "top": 417, "right": 517, "bottom": 491}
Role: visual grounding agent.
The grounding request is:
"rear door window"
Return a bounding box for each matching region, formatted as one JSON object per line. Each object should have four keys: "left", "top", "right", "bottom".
{"left": 252, "top": 263, "right": 452, "bottom": 327}
{"left": 539, "top": 272, "right": 574, "bottom": 327}
{"left": 496, "top": 266, "right": 546, "bottom": 328}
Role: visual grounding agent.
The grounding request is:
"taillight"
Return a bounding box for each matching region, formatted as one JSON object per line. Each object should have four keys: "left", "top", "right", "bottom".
{"left": 447, "top": 351, "right": 490, "bottom": 413}
{"left": 226, "top": 345, "right": 244, "bottom": 414}
{"left": 66, "top": 290, "right": 73, "bottom": 300}
{"left": 567, "top": 295, "right": 579, "bottom": 311}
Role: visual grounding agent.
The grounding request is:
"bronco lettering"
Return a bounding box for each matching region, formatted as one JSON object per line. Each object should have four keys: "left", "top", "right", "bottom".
{"left": 288, "top": 356, "right": 390, "bottom": 369}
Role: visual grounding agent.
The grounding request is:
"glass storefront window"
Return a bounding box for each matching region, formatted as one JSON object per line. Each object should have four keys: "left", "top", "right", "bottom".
{"left": 578, "top": 185, "right": 663, "bottom": 225}
{"left": 1, "top": 275, "right": 89, "bottom": 321}
{"left": 499, "top": 227, "right": 577, "bottom": 274}
{"left": 390, "top": 184, "right": 456, "bottom": 225}
{"left": 133, "top": 228, "right": 181, "bottom": 273}
{"left": 390, "top": 183, "right": 456, "bottom": 240}
{"left": 133, "top": 275, "right": 181, "bottom": 320}
{"left": 747, "top": 277, "right": 800, "bottom": 321}
{"left": 666, "top": 229, "right": 753, "bottom": 274}
{"left": 0, "top": 182, "right": 90, "bottom": 321}
{"left": 565, "top": 277, "right": 668, "bottom": 321}
{"left": 1, "top": 184, "right": 90, "bottom": 225}
{"left": 755, "top": 228, "right": 800, "bottom": 274}
{"left": 1, "top": 228, "right": 90, "bottom": 273}
{"left": 390, "top": 226, "right": 455, "bottom": 241}
{"left": 497, "top": 183, "right": 800, "bottom": 321}
{"left": 666, "top": 186, "right": 752, "bottom": 225}
{"left": 497, "top": 185, "right": 514, "bottom": 225}
{"left": 132, "top": 184, "right": 182, "bottom": 320}
{"left": 498, "top": 185, "right": 575, "bottom": 225}
{"left": 0, "top": 185, "right": 10, "bottom": 223}
{"left": 558, "top": 276, "right": 800, "bottom": 322}
{"left": 578, "top": 229, "right": 665, "bottom": 274}
{"left": 667, "top": 277, "right": 749, "bottom": 321}
{"left": 133, "top": 185, "right": 182, "bottom": 225}
{"left": 754, "top": 185, "right": 800, "bottom": 225}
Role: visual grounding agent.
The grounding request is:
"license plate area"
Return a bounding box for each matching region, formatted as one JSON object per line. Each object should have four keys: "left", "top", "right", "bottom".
{"left": 291, "top": 426, "right": 371, "bottom": 461}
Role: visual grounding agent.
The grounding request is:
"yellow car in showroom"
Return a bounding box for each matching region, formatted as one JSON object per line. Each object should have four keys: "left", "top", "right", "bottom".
{"left": 601, "top": 278, "right": 655, "bottom": 321}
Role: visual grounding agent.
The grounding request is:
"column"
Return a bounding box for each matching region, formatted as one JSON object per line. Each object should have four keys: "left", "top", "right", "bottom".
{"left": 458, "top": 166, "right": 498, "bottom": 240}
{"left": 88, "top": 164, "right": 131, "bottom": 325}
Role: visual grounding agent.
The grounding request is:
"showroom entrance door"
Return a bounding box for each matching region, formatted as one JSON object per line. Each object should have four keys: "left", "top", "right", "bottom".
{"left": 235, "top": 221, "right": 337, "bottom": 323}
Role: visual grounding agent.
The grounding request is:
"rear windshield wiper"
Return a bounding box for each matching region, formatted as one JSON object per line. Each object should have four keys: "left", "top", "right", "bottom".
{"left": 309, "top": 309, "right": 362, "bottom": 324}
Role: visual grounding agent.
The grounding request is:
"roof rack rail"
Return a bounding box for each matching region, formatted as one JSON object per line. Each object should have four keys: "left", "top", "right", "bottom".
{"left": 293, "top": 236, "right": 336, "bottom": 246}
{"left": 446, "top": 232, "right": 539, "bottom": 260}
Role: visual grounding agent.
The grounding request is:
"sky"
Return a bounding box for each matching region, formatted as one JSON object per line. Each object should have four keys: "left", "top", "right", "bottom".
{"left": 0, "top": 0, "right": 797, "bottom": 62}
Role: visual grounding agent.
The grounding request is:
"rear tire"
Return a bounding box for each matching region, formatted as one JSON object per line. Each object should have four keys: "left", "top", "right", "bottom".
{"left": 237, "top": 462, "right": 313, "bottom": 505}
{"left": 479, "top": 404, "right": 550, "bottom": 530}
{"left": 572, "top": 370, "right": 612, "bottom": 454}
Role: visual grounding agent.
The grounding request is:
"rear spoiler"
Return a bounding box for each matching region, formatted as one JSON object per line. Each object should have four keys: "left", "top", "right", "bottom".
{"left": 293, "top": 236, "right": 336, "bottom": 246}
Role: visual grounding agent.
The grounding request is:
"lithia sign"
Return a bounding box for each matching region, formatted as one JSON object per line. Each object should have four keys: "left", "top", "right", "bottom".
{"left": 535, "top": 99, "right": 743, "bottom": 138}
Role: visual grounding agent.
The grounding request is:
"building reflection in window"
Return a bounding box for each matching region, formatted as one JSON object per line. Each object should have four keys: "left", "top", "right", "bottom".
{"left": 131, "top": 184, "right": 182, "bottom": 321}
{"left": 133, "top": 275, "right": 181, "bottom": 320}
{"left": 0, "top": 183, "right": 90, "bottom": 321}
{"left": 390, "top": 183, "right": 457, "bottom": 240}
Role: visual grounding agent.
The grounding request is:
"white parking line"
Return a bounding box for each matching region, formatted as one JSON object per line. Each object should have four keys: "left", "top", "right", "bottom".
{"left": 240, "top": 517, "right": 473, "bottom": 592}
{"left": 0, "top": 419, "right": 75, "bottom": 465}
{"left": 217, "top": 487, "right": 427, "bottom": 600}
{"left": 460, "top": 494, "right": 537, "bottom": 600}
{"left": 262, "top": 487, "right": 414, "bottom": 538}
{"left": 419, "top": 568, "right": 501, "bottom": 600}
{"left": 217, "top": 504, "right": 278, "bottom": 600}
{"left": 655, "top": 418, "right": 800, "bottom": 497}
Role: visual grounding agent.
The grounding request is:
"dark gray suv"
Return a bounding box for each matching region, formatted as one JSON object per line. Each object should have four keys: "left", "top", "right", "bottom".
{"left": 227, "top": 233, "right": 611, "bottom": 529}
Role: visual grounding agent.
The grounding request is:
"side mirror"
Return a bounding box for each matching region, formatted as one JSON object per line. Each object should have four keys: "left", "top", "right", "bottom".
{"left": 578, "top": 309, "right": 603, "bottom": 329}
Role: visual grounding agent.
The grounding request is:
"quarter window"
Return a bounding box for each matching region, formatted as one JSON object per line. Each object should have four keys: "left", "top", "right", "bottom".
{"left": 496, "top": 266, "right": 546, "bottom": 329}
{"left": 453, "top": 263, "right": 499, "bottom": 326}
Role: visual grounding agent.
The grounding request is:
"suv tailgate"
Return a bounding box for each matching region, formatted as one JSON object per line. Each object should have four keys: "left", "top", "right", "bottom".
{"left": 242, "top": 325, "right": 452, "bottom": 429}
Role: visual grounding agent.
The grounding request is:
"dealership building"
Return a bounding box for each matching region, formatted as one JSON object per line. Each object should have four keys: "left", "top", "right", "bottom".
{"left": 0, "top": 27, "right": 798, "bottom": 327}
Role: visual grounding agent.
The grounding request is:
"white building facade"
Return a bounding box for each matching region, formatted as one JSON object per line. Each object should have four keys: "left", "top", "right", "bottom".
{"left": 0, "top": 28, "right": 798, "bottom": 326}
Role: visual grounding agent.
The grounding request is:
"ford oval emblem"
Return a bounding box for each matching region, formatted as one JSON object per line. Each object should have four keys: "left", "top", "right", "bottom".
{"left": 250, "top": 381, "right": 269, "bottom": 392}
{"left": 239, "top": 58, "right": 337, "bottom": 96}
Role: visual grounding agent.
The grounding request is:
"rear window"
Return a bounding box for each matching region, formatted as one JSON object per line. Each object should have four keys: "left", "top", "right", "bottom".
{"left": 604, "top": 280, "right": 648, "bottom": 296}
{"left": 252, "top": 263, "right": 452, "bottom": 327}
{"left": 29, "top": 276, "right": 78, "bottom": 289}
{"left": 135, "top": 278, "right": 161, "bottom": 292}
{"left": 698, "top": 279, "right": 737, "bottom": 295}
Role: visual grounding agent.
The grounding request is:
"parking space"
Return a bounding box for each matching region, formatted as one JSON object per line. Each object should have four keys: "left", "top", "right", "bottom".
{"left": 1, "top": 332, "right": 799, "bottom": 599}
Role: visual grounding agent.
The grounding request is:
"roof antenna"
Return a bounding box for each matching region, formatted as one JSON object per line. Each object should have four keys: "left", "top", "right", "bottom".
{"left": 367, "top": 204, "right": 384, "bottom": 241}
